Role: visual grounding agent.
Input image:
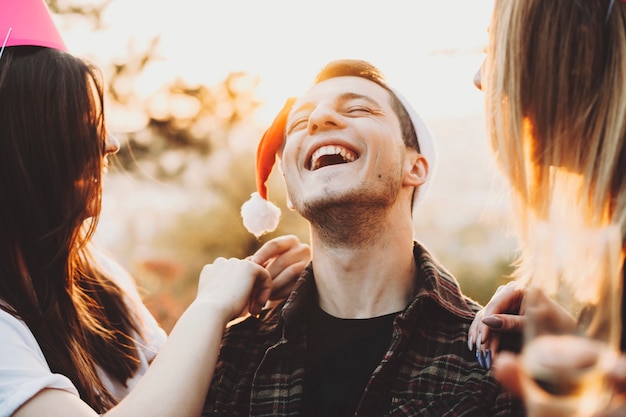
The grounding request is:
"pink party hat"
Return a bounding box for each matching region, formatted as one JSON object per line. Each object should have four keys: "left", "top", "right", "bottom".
{"left": 0, "top": 0, "right": 67, "bottom": 51}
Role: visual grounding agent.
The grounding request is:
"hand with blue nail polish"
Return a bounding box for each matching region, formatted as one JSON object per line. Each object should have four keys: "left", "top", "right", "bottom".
{"left": 476, "top": 347, "right": 485, "bottom": 368}
{"left": 467, "top": 281, "right": 526, "bottom": 367}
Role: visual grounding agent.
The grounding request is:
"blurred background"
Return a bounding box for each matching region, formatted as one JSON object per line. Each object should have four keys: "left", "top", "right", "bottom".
{"left": 47, "top": 0, "right": 516, "bottom": 332}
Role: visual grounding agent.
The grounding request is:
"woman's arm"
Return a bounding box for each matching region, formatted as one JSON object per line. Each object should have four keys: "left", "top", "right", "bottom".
{"left": 14, "top": 258, "right": 271, "bottom": 417}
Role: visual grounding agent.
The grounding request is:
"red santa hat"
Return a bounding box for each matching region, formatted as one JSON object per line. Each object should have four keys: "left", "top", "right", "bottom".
{"left": 241, "top": 91, "right": 437, "bottom": 238}
{"left": 240, "top": 97, "right": 295, "bottom": 238}
{"left": 0, "top": 0, "right": 67, "bottom": 57}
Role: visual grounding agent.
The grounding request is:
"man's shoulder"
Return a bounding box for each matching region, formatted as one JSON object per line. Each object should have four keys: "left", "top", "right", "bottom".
{"left": 222, "top": 304, "right": 283, "bottom": 345}
{"left": 412, "top": 241, "right": 480, "bottom": 321}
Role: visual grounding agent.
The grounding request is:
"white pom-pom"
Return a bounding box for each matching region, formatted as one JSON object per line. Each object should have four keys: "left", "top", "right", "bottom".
{"left": 241, "top": 192, "right": 281, "bottom": 238}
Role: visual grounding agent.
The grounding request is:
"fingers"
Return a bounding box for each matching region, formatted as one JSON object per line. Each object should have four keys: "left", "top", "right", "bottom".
{"left": 471, "top": 313, "right": 525, "bottom": 368}
{"left": 468, "top": 308, "right": 496, "bottom": 369}
{"left": 268, "top": 260, "right": 308, "bottom": 300}
{"left": 608, "top": 355, "right": 626, "bottom": 394}
{"left": 249, "top": 234, "right": 310, "bottom": 267}
{"left": 468, "top": 309, "right": 489, "bottom": 352}
{"left": 523, "top": 288, "right": 576, "bottom": 334}
{"left": 492, "top": 352, "right": 524, "bottom": 397}
{"left": 197, "top": 236, "right": 310, "bottom": 323}
{"left": 249, "top": 235, "right": 311, "bottom": 301}
{"left": 247, "top": 269, "right": 273, "bottom": 317}
{"left": 467, "top": 281, "right": 527, "bottom": 368}
{"left": 486, "top": 281, "right": 526, "bottom": 316}
{"left": 474, "top": 331, "right": 498, "bottom": 370}
{"left": 196, "top": 257, "right": 272, "bottom": 321}
{"left": 483, "top": 313, "right": 525, "bottom": 333}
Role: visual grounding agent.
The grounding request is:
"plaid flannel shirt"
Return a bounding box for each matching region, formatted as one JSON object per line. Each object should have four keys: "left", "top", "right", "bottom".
{"left": 202, "top": 242, "right": 525, "bottom": 416}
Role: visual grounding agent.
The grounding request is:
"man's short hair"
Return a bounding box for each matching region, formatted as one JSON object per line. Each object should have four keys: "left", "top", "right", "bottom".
{"left": 313, "top": 59, "right": 420, "bottom": 152}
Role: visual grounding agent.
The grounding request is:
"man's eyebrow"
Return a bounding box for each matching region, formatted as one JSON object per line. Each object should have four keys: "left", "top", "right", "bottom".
{"left": 289, "top": 91, "right": 381, "bottom": 122}
{"left": 287, "top": 91, "right": 380, "bottom": 124}
{"left": 338, "top": 92, "right": 379, "bottom": 106}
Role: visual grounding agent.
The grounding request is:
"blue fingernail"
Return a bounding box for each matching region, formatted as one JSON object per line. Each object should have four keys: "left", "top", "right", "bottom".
{"left": 485, "top": 349, "right": 492, "bottom": 369}
{"left": 476, "top": 350, "right": 485, "bottom": 368}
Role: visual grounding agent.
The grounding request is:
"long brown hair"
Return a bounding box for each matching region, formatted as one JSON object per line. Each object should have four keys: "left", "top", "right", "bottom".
{"left": 0, "top": 46, "right": 142, "bottom": 412}
{"left": 484, "top": 0, "right": 626, "bottom": 240}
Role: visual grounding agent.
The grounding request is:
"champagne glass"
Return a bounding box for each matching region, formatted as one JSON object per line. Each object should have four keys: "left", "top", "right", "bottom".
{"left": 519, "top": 222, "right": 623, "bottom": 417}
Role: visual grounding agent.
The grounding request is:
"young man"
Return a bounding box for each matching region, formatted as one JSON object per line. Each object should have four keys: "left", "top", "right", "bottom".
{"left": 203, "top": 59, "right": 524, "bottom": 416}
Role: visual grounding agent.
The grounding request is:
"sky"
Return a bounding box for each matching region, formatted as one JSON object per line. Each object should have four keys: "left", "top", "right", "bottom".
{"left": 59, "top": 0, "right": 495, "bottom": 126}
{"left": 56, "top": 0, "right": 517, "bottom": 288}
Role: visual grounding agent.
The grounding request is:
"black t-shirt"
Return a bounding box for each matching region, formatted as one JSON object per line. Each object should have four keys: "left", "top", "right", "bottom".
{"left": 302, "top": 304, "right": 398, "bottom": 417}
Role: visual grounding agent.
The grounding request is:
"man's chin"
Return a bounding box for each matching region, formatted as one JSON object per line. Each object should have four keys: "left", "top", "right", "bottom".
{"left": 301, "top": 191, "right": 388, "bottom": 223}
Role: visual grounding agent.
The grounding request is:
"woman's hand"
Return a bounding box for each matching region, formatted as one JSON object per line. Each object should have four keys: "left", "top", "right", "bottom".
{"left": 195, "top": 257, "right": 272, "bottom": 321}
{"left": 468, "top": 281, "right": 527, "bottom": 368}
{"left": 492, "top": 348, "right": 626, "bottom": 417}
{"left": 596, "top": 356, "right": 626, "bottom": 416}
{"left": 248, "top": 234, "right": 311, "bottom": 301}
{"left": 469, "top": 281, "right": 579, "bottom": 369}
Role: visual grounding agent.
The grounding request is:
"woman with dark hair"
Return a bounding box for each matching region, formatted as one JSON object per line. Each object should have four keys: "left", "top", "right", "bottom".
{"left": 0, "top": 2, "right": 309, "bottom": 417}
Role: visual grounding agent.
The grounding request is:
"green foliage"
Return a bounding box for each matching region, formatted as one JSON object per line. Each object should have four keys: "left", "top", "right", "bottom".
{"left": 455, "top": 258, "right": 516, "bottom": 306}
{"left": 48, "top": 0, "right": 113, "bottom": 28}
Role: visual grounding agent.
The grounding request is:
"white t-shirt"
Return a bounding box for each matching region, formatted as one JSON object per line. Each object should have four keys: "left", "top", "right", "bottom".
{"left": 0, "top": 251, "right": 168, "bottom": 417}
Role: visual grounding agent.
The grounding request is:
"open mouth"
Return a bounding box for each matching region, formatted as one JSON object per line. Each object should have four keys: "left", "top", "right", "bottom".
{"left": 308, "top": 145, "right": 358, "bottom": 171}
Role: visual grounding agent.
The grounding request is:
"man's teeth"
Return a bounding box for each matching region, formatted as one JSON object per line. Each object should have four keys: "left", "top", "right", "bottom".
{"left": 310, "top": 145, "right": 356, "bottom": 170}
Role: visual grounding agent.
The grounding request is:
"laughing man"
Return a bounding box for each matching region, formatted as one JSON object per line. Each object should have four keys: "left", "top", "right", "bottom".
{"left": 202, "top": 59, "right": 524, "bottom": 417}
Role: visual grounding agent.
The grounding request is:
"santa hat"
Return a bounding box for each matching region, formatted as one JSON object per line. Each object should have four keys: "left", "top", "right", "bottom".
{"left": 241, "top": 91, "right": 437, "bottom": 238}
{"left": 392, "top": 88, "right": 437, "bottom": 207}
{"left": 241, "top": 98, "right": 295, "bottom": 238}
{"left": 0, "top": 0, "right": 67, "bottom": 58}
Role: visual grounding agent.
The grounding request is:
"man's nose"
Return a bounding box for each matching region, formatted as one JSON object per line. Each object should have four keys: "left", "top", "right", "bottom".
{"left": 308, "top": 103, "right": 341, "bottom": 134}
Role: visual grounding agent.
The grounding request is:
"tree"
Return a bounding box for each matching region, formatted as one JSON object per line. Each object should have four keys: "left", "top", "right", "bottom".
{"left": 49, "top": 0, "right": 311, "bottom": 331}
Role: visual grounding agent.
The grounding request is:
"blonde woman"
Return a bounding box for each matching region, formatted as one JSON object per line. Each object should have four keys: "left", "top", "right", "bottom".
{"left": 467, "top": 0, "right": 626, "bottom": 414}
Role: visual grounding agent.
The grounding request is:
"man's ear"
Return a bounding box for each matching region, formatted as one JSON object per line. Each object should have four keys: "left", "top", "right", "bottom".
{"left": 403, "top": 149, "right": 428, "bottom": 187}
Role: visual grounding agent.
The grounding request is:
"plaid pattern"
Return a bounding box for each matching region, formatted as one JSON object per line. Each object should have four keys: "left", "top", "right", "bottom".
{"left": 203, "top": 242, "right": 525, "bottom": 416}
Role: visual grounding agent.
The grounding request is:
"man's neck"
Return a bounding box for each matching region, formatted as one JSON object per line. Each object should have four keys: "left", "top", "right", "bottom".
{"left": 309, "top": 221, "right": 417, "bottom": 319}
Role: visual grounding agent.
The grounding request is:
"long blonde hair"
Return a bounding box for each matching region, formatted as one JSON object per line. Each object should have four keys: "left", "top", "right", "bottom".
{"left": 484, "top": 0, "right": 626, "bottom": 243}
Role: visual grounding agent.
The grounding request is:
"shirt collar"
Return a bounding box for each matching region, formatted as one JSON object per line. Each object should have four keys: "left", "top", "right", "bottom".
{"left": 278, "top": 241, "right": 477, "bottom": 335}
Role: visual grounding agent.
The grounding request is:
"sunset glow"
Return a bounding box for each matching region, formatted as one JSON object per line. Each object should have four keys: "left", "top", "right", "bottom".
{"left": 59, "top": 0, "right": 494, "bottom": 127}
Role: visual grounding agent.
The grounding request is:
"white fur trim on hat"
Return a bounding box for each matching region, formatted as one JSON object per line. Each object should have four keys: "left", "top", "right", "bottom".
{"left": 241, "top": 192, "right": 281, "bottom": 238}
